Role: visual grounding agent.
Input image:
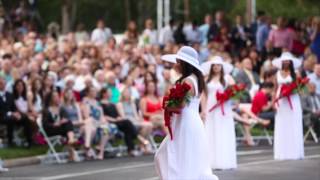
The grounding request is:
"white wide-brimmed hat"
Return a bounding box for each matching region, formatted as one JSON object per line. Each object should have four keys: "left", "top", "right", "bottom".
{"left": 161, "top": 46, "right": 204, "bottom": 74}
{"left": 201, "top": 56, "right": 233, "bottom": 76}
{"left": 272, "top": 52, "right": 302, "bottom": 70}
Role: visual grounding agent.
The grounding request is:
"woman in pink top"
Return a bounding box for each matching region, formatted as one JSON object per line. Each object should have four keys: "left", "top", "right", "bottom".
{"left": 267, "top": 17, "right": 295, "bottom": 55}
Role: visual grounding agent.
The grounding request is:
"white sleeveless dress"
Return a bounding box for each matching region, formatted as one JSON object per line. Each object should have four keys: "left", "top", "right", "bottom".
{"left": 274, "top": 71, "right": 304, "bottom": 160}
{"left": 205, "top": 79, "right": 237, "bottom": 170}
{"left": 155, "top": 76, "right": 219, "bottom": 180}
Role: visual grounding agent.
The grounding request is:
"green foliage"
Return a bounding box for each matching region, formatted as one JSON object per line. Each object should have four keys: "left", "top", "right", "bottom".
{"left": 4, "top": 0, "right": 320, "bottom": 33}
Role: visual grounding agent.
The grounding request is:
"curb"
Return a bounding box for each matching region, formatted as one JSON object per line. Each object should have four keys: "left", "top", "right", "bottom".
{"left": 3, "top": 156, "right": 42, "bottom": 168}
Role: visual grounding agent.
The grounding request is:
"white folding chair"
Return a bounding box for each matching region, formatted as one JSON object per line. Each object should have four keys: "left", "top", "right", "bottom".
{"left": 303, "top": 114, "right": 319, "bottom": 143}
{"left": 36, "top": 116, "right": 63, "bottom": 163}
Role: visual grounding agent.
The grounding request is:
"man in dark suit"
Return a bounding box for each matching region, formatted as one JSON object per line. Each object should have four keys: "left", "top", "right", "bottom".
{"left": 207, "top": 10, "right": 227, "bottom": 42}
{"left": 301, "top": 83, "right": 320, "bottom": 138}
{"left": 235, "top": 58, "right": 260, "bottom": 102}
{"left": 0, "top": 75, "right": 33, "bottom": 147}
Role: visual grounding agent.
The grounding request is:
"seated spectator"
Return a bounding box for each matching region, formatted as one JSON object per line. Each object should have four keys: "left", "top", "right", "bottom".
{"left": 27, "top": 77, "right": 43, "bottom": 120}
{"left": 61, "top": 89, "right": 95, "bottom": 154}
{"left": 99, "top": 89, "right": 139, "bottom": 156}
{"left": 117, "top": 88, "right": 153, "bottom": 154}
{"left": 0, "top": 75, "right": 33, "bottom": 147}
{"left": 140, "top": 80, "right": 165, "bottom": 133}
{"left": 301, "top": 83, "right": 320, "bottom": 138}
{"left": 236, "top": 58, "right": 260, "bottom": 102}
{"left": 42, "top": 90, "right": 76, "bottom": 161}
{"left": 81, "top": 86, "right": 109, "bottom": 160}
{"left": 308, "top": 64, "right": 320, "bottom": 95}
{"left": 105, "top": 73, "right": 121, "bottom": 104}
{"left": 251, "top": 82, "right": 275, "bottom": 123}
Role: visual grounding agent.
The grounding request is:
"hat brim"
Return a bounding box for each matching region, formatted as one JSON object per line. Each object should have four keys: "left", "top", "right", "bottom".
{"left": 201, "top": 60, "right": 233, "bottom": 76}
{"left": 161, "top": 54, "right": 204, "bottom": 74}
{"left": 161, "top": 54, "right": 177, "bottom": 64}
{"left": 272, "top": 56, "right": 302, "bottom": 70}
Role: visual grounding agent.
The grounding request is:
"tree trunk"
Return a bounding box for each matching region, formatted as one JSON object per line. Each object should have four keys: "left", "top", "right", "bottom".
{"left": 124, "top": 0, "right": 131, "bottom": 24}
{"left": 183, "top": 0, "right": 189, "bottom": 22}
{"left": 62, "top": 0, "right": 72, "bottom": 34}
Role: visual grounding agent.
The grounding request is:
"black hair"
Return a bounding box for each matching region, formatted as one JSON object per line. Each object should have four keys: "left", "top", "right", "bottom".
{"left": 2, "top": 53, "right": 12, "bottom": 60}
{"left": 176, "top": 60, "right": 205, "bottom": 94}
{"left": 13, "top": 79, "right": 27, "bottom": 100}
{"left": 207, "top": 64, "right": 225, "bottom": 87}
{"left": 260, "top": 82, "right": 274, "bottom": 89}
{"left": 288, "top": 61, "right": 296, "bottom": 80}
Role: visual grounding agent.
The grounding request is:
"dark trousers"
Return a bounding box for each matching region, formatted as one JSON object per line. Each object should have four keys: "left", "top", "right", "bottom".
{"left": 258, "top": 111, "right": 275, "bottom": 129}
{"left": 0, "top": 114, "right": 33, "bottom": 146}
{"left": 113, "top": 120, "right": 137, "bottom": 152}
{"left": 44, "top": 121, "right": 74, "bottom": 137}
{"left": 310, "top": 114, "right": 320, "bottom": 138}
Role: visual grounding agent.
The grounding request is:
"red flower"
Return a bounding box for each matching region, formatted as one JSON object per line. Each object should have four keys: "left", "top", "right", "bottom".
{"left": 163, "top": 82, "right": 192, "bottom": 140}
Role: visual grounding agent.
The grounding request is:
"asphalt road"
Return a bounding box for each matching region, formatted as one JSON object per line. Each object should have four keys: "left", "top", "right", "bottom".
{"left": 0, "top": 144, "right": 319, "bottom": 180}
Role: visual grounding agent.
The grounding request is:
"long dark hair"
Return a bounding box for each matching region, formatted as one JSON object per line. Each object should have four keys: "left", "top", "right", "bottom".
{"left": 207, "top": 64, "right": 226, "bottom": 87}
{"left": 13, "top": 79, "right": 27, "bottom": 100}
{"left": 283, "top": 61, "right": 296, "bottom": 80}
{"left": 176, "top": 61, "right": 205, "bottom": 94}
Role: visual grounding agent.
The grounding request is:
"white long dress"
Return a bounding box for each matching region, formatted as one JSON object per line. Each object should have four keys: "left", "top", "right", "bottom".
{"left": 274, "top": 71, "right": 304, "bottom": 160}
{"left": 155, "top": 76, "right": 219, "bottom": 180}
{"left": 205, "top": 79, "right": 237, "bottom": 170}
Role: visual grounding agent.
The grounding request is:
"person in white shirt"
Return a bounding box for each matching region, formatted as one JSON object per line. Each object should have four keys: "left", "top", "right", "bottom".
{"left": 91, "top": 19, "right": 112, "bottom": 46}
{"left": 142, "top": 19, "right": 158, "bottom": 45}
{"left": 199, "top": 14, "right": 212, "bottom": 46}
{"left": 159, "top": 19, "right": 175, "bottom": 46}
{"left": 308, "top": 64, "right": 320, "bottom": 95}
{"left": 184, "top": 20, "right": 201, "bottom": 44}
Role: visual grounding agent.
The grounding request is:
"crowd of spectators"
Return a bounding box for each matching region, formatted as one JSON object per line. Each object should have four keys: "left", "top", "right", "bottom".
{"left": 0, "top": 3, "right": 319, "bottom": 161}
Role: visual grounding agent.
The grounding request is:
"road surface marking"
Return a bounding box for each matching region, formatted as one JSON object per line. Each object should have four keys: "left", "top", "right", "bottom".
{"left": 42, "top": 163, "right": 153, "bottom": 180}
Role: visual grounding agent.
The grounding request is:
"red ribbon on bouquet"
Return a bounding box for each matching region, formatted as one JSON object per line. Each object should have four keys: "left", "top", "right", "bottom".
{"left": 274, "top": 82, "right": 298, "bottom": 110}
{"left": 209, "top": 90, "right": 232, "bottom": 115}
{"left": 162, "top": 96, "right": 173, "bottom": 140}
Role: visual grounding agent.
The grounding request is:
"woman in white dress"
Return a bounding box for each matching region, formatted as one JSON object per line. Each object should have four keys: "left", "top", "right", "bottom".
{"left": 155, "top": 46, "right": 218, "bottom": 180}
{"left": 201, "top": 56, "right": 237, "bottom": 170}
{"left": 272, "top": 52, "right": 304, "bottom": 160}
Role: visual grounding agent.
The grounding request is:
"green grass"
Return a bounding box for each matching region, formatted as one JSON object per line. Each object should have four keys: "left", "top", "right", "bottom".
{"left": 0, "top": 145, "right": 63, "bottom": 160}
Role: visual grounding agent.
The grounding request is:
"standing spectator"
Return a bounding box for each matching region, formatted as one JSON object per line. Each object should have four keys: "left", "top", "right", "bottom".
{"left": 74, "top": 23, "right": 89, "bottom": 45}
{"left": 91, "top": 19, "right": 112, "bottom": 46}
{"left": 142, "top": 19, "right": 157, "bottom": 45}
{"left": 199, "top": 14, "right": 212, "bottom": 46}
{"left": 173, "top": 22, "right": 187, "bottom": 45}
{"left": 207, "top": 10, "right": 226, "bottom": 42}
{"left": 231, "top": 15, "right": 250, "bottom": 55}
{"left": 308, "top": 63, "right": 320, "bottom": 95}
{"left": 159, "top": 19, "right": 175, "bottom": 46}
{"left": 310, "top": 16, "right": 320, "bottom": 62}
{"left": 184, "top": 20, "right": 201, "bottom": 44}
{"left": 267, "top": 17, "right": 294, "bottom": 55}
{"left": 123, "top": 20, "right": 139, "bottom": 44}
{"left": 250, "top": 11, "right": 266, "bottom": 43}
{"left": 256, "top": 16, "right": 271, "bottom": 53}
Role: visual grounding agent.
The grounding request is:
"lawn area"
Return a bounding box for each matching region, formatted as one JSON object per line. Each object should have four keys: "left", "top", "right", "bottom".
{"left": 0, "top": 145, "right": 60, "bottom": 160}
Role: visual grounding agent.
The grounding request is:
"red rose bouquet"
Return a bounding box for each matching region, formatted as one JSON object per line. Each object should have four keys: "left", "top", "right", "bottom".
{"left": 209, "top": 83, "right": 246, "bottom": 115}
{"left": 275, "top": 77, "right": 309, "bottom": 110}
{"left": 163, "top": 82, "right": 192, "bottom": 140}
